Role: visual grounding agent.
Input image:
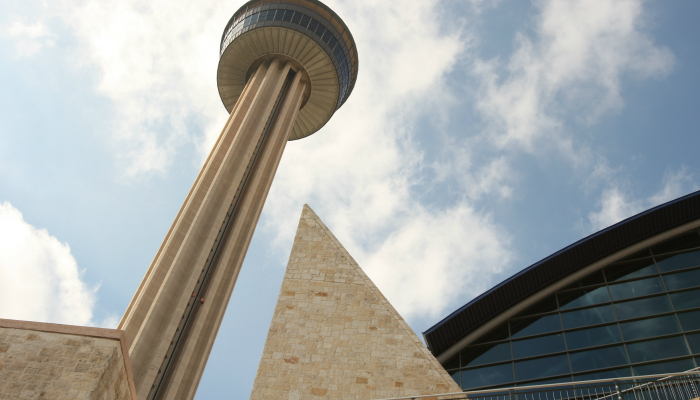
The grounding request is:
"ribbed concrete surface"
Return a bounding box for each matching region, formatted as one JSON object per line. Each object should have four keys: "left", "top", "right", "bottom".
{"left": 120, "top": 59, "right": 308, "bottom": 400}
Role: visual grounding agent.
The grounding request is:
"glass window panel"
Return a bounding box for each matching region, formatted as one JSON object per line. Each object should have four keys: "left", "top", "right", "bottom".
{"left": 570, "top": 345, "right": 628, "bottom": 372}
{"left": 322, "top": 30, "right": 333, "bottom": 44}
{"left": 632, "top": 358, "right": 696, "bottom": 376}
{"left": 461, "top": 363, "right": 514, "bottom": 390}
{"left": 443, "top": 354, "right": 459, "bottom": 370}
{"left": 291, "top": 11, "right": 302, "bottom": 24}
{"left": 450, "top": 370, "right": 461, "bottom": 387}
{"left": 614, "top": 295, "right": 672, "bottom": 320}
{"left": 573, "top": 367, "right": 632, "bottom": 381}
{"left": 266, "top": 9, "right": 277, "bottom": 21}
{"left": 251, "top": 13, "right": 260, "bottom": 24}
{"left": 562, "top": 305, "right": 616, "bottom": 329}
{"left": 514, "top": 355, "right": 570, "bottom": 381}
{"left": 512, "top": 333, "right": 566, "bottom": 359}
{"left": 605, "top": 258, "right": 658, "bottom": 282}
{"left": 558, "top": 286, "right": 610, "bottom": 310}
{"left": 510, "top": 314, "right": 562, "bottom": 339}
{"left": 619, "top": 315, "right": 681, "bottom": 341}
{"left": 299, "top": 14, "right": 310, "bottom": 27}
{"left": 656, "top": 250, "right": 700, "bottom": 272}
{"left": 473, "top": 323, "right": 510, "bottom": 344}
{"left": 282, "top": 10, "right": 294, "bottom": 22}
{"left": 314, "top": 24, "right": 326, "bottom": 37}
{"left": 328, "top": 36, "right": 338, "bottom": 49}
{"left": 274, "top": 9, "right": 285, "bottom": 20}
{"left": 627, "top": 336, "right": 690, "bottom": 363}
{"left": 687, "top": 333, "right": 700, "bottom": 354}
{"left": 307, "top": 18, "right": 319, "bottom": 31}
{"left": 243, "top": 15, "right": 252, "bottom": 27}
{"left": 517, "top": 296, "right": 558, "bottom": 318}
{"left": 258, "top": 10, "right": 268, "bottom": 21}
{"left": 678, "top": 310, "right": 700, "bottom": 331}
{"left": 663, "top": 268, "right": 700, "bottom": 291}
{"left": 565, "top": 271, "right": 605, "bottom": 290}
{"left": 566, "top": 325, "right": 622, "bottom": 350}
{"left": 651, "top": 231, "right": 700, "bottom": 255}
{"left": 462, "top": 343, "right": 512, "bottom": 367}
{"left": 669, "top": 288, "right": 700, "bottom": 310}
{"left": 609, "top": 277, "right": 664, "bottom": 301}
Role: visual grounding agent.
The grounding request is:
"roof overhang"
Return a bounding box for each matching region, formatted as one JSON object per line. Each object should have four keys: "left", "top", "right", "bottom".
{"left": 424, "top": 189, "right": 700, "bottom": 360}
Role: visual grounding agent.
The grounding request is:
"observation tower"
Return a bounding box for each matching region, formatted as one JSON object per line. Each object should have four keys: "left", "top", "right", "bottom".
{"left": 118, "top": 1, "right": 358, "bottom": 399}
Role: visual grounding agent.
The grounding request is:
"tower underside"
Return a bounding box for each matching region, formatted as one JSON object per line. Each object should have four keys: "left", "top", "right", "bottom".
{"left": 119, "top": 58, "right": 308, "bottom": 400}
{"left": 218, "top": 26, "right": 339, "bottom": 140}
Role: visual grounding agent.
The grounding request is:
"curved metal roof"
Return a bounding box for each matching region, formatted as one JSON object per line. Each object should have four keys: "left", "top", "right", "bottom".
{"left": 423, "top": 189, "right": 700, "bottom": 358}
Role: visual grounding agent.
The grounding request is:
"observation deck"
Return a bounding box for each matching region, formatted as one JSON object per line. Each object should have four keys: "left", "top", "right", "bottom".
{"left": 217, "top": 0, "right": 358, "bottom": 140}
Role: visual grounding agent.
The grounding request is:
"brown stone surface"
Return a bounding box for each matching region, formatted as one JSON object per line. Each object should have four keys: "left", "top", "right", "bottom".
{"left": 249, "top": 205, "right": 462, "bottom": 399}
{"left": 0, "top": 320, "right": 135, "bottom": 400}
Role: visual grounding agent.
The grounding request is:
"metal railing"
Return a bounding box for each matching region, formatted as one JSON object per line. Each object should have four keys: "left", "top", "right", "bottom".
{"left": 373, "top": 371, "right": 700, "bottom": 400}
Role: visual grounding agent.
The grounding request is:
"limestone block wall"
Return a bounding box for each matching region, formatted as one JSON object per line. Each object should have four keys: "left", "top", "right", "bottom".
{"left": 250, "top": 205, "right": 462, "bottom": 400}
{"left": 0, "top": 319, "right": 136, "bottom": 400}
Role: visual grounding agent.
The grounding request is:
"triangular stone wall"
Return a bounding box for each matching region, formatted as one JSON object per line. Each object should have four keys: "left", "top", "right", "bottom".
{"left": 250, "top": 205, "right": 462, "bottom": 399}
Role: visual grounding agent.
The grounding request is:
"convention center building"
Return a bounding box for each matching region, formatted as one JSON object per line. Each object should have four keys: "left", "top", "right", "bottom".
{"left": 424, "top": 190, "right": 700, "bottom": 391}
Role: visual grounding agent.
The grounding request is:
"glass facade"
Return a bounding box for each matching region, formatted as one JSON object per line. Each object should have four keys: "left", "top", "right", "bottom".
{"left": 444, "top": 228, "right": 700, "bottom": 391}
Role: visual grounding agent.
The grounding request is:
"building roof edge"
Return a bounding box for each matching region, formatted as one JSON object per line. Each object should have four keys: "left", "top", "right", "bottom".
{"left": 423, "top": 189, "right": 700, "bottom": 357}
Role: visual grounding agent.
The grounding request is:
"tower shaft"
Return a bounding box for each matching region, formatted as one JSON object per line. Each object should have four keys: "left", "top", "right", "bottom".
{"left": 119, "top": 58, "right": 308, "bottom": 400}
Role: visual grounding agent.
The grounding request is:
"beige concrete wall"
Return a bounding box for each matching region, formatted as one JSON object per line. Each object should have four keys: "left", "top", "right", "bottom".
{"left": 250, "top": 205, "right": 462, "bottom": 400}
{"left": 119, "top": 57, "right": 309, "bottom": 400}
{"left": 0, "top": 319, "right": 136, "bottom": 400}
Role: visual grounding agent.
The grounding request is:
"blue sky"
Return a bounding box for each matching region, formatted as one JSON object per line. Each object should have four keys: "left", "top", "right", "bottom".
{"left": 1, "top": 0, "right": 699, "bottom": 398}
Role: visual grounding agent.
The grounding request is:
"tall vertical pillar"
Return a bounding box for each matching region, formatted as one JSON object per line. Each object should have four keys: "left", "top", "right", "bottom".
{"left": 120, "top": 58, "right": 307, "bottom": 400}
{"left": 119, "top": 1, "right": 358, "bottom": 399}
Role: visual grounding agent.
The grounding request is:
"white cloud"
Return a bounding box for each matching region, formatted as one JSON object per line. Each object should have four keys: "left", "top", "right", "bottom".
{"left": 473, "top": 0, "right": 674, "bottom": 154}
{"left": 0, "top": 202, "right": 96, "bottom": 325}
{"left": 363, "top": 204, "right": 511, "bottom": 319}
{"left": 433, "top": 144, "right": 514, "bottom": 201}
{"left": 4, "top": 20, "right": 55, "bottom": 57}
{"left": 0, "top": 0, "right": 515, "bottom": 325}
{"left": 587, "top": 187, "right": 640, "bottom": 232}
{"left": 588, "top": 167, "right": 698, "bottom": 231}
{"left": 261, "top": 0, "right": 513, "bottom": 320}
{"left": 61, "top": 0, "right": 231, "bottom": 175}
{"left": 3, "top": 0, "right": 231, "bottom": 175}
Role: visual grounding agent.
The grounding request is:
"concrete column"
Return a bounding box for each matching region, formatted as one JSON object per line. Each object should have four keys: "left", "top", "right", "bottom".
{"left": 118, "top": 57, "right": 309, "bottom": 400}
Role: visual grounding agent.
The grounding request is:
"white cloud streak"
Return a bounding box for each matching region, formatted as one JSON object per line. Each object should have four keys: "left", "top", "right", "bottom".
{"left": 61, "top": 0, "right": 231, "bottom": 175}
{"left": 588, "top": 167, "right": 698, "bottom": 231}
{"left": 363, "top": 205, "right": 510, "bottom": 318}
{"left": 5, "top": 0, "right": 232, "bottom": 175}
{"left": 262, "top": 0, "right": 513, "bottom": 320}
{"left": 473, "top": 0, "right": 674, "bottom": 154}
{"left": 0, "top": 202, "right": 96, "bottom": 325}
{"left": 4, "top": 20, "right": 55, "bottom": 57}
